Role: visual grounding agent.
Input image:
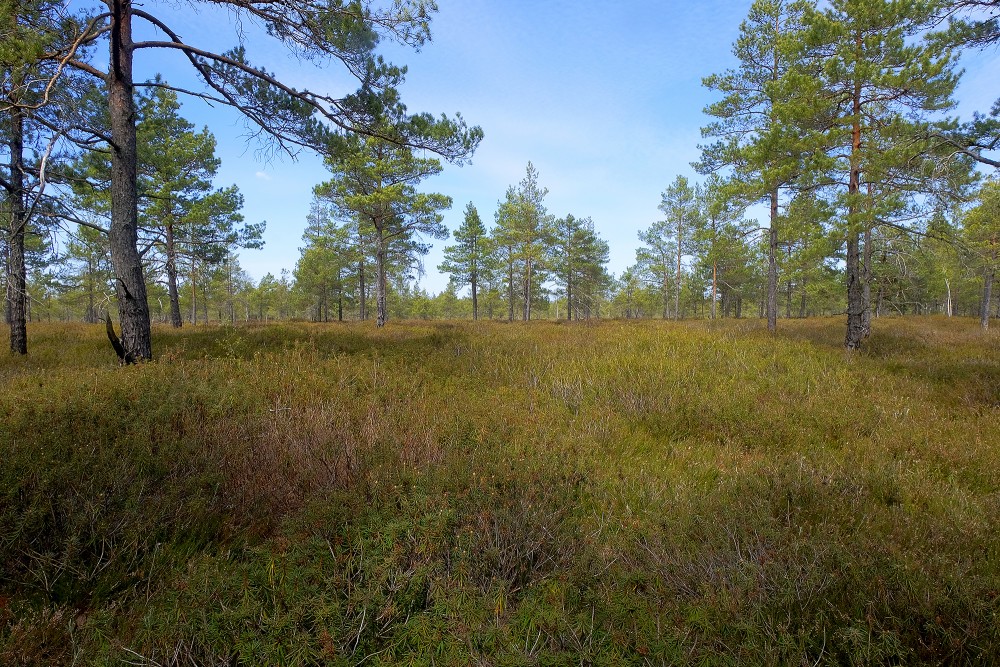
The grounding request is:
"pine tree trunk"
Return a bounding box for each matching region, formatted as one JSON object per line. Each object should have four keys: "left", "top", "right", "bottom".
{"left": 662, "top": 279, "right": 669, "bottom": 319}
{"left": 6, "top": 107, "right": 27, "bottom": 355}
{"left": 981, "top": 265, "right": 994, "bottom": 330}
{"left": 798, "top": 276, "right": 807, "bottom": 319}
{"left": 338, "top": 269, "right": 344, "bottom": 322}
{"left": 86, "top": 255, "right": 97, "bottom": 324}
{"left": 226, "top": 261, "right": 235, "bottom": 323}
{"left": 358, "top": 260, "right": 367, "bottom": 320}
{"left": 845, "top": 64, "right": 865, "bottom": 350}
{"left": 767, "top": 189, "right": 778, "bottom": 333}
{"left": 375, "top": 232, "right": 388, "bottom": 327}
{"left": 471, "top": 273, "right": 478, "bottom": 321}
{"left": 3, "top": 271, "right": 9, "bottom": 326}
{"left": 108, "top": 0, "right": 152, "bottom": 359}
{"left": 507, "top": 255, "right": 515, "bottom": 322}
{"left": 523, "top": 258, "right": 532, "bottom": 321}
{"left": 711, "top": 262, "right": 717, "bottom": 320}
{"left": 861, "top": 227, "right": 872, "bottom": 337}
{"left": 675, "top": 222, "right": 682, "bottom": 321}
{"left": 845, "top": 230, "right": 866, "bottom": 349}
{"left": 566, "top": 276, "right": 573, "bottom": 321}
{"left": 164, "top": 220, "right": 182, "bottom": 328}
{"left": 190, "top": 259, "right": 198, "bottom": 325}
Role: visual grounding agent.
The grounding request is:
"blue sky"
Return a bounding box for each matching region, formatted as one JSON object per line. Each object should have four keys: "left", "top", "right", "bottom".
{"left": 132, "top": 0, "right": 1000, "bottom": 293}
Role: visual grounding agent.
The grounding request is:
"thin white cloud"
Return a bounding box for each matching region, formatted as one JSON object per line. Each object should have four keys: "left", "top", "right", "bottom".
{"left": 255, "top": 171, "right": 272, "bottom": 181}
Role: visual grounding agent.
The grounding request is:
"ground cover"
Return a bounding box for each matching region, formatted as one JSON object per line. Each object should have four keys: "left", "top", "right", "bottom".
{"left": 2, "top": 317, "right": 998, "bottom": 665}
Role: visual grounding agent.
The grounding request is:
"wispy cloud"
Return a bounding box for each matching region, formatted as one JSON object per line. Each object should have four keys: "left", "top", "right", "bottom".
{"left": 255, "top": 171, "right": 272, "bottom": 181}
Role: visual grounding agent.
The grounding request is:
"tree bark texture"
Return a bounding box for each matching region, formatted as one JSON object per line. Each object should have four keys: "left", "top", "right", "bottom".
{"left": 767, "top": 189, "right": 778, "bottom": 333}
{"left": 711, "top": 262, "right": 718, "bottom": 320}
{"left": 375, "top": 233, "right": 387, "bottom": 327}
{"left": 507, "top": 257, "right": 514, "bottom": 322}
{"left": 471, "top": 273, "right": 478, "bottom": 321}
{"left": 6, "top": 107, "right": 28, "bottom": 354}
{"left": 981, "top": 265, "right": 994, "bottom": 330}
{"left": 845, "top": 71, "right": 865, "bottom": 350}
{"left": 662, "top": 279, "right": 669, "bottom": 319}
{"left": 109, "top": 0, "right": 152, "bottom": 359}
{"left": 845, "top": 230, "right": 866, "bottom": 349}
{"left": 523, "top": 258, "right": 532, "bottom": 321}
{"left": 799, "top": 276, "right": 807, "bottom": 319}
{"left": 358, "top": 259, "right": 367, "bottom": 320}
{"left": 675, "top": 220, "right": 682, "bottom": 321}
{"left": 566, "top": 275, "right": 573, "bottom": 321}
{"left": 164, "top": 221, "right": 182, "bottom": 328}
{"left": 861, "top": 227, "right": 872, "bottom": 337}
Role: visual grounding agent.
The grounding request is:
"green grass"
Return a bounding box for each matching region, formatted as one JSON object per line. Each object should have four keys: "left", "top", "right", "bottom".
{"left": 1, "top": 316, "right": 998, "bottom": 665}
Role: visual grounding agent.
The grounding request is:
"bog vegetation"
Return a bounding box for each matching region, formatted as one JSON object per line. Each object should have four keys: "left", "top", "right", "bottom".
{"left": 2, "top": 317, "right": 999, "bottom": 665}
{"left": 4, "top": 0, "right": 1000, "bottom": 663}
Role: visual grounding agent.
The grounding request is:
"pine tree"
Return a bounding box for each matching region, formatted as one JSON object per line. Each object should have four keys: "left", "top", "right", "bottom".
{"left": 136, "top": 87, "right": 261, "bottom": 327}
{"left": 805, "top": 0, "right": 962, "bottom": 348}
{"left": 700, "top": 0, "right": 815, "bottom": 332}
{"left": 965, "top": 180, "right": 1000, "bottom": 328}
{"left": 294, "top": 201, "right": 354, "bottom": 322}
{"left": 2, "top": 0, "right": 97, "bottom": 352}
{"left": 635, "top": 220, "right": 677, "bottom": 319}
{"left": 315, "top": 128, "right": 451, "bottom": 327}
{"left": 439, "top": 202, "right": 487, "bottom": 320}
{"left": 548, "top": 214, "right": 610, "bottom": 320}
{"left": 693, "top": 175, "right": 748, "bottom": 319}
{"left": 658, "top": 176, "right": 700, "bottom": 320}
{"left": 512, "top": 163, "right": 550, "bottom": 321}
{"left": 491, "top": 186, "right": 522, "bottom": 322}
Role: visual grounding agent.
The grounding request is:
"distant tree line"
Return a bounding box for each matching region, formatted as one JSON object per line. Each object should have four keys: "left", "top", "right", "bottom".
{"left": 4, "top": 0, "right": 1000, "bottom": 351}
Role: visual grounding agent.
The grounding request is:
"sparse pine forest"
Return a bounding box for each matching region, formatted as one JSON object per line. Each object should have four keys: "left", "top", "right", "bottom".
{"left": 3, "top": 0, "right": 1000, "bottom": 665}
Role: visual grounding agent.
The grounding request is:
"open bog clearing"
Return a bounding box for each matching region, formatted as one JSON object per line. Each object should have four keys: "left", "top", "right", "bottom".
{"left": 2, "top": 317, "right": 999, "bottom": 665}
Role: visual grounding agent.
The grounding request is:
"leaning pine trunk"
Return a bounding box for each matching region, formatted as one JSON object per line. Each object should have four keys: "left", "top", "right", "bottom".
{"left": 108, "top": 0, "right": 152, "bottom": 360}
